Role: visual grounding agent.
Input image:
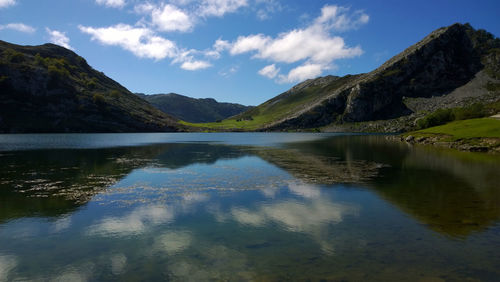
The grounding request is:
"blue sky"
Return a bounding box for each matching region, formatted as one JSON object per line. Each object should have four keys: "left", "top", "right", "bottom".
{"left": 1, "top": 0, "right": 499, "bottom": 105}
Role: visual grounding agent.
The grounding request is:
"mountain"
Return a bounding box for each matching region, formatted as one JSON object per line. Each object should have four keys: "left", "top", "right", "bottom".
{"left": 0, "top": 41, "right": 183, "bottom": 133}
{"left": 137, "top": 93, "right": 253, "bottom": 123}
{"left": 212, "top": 23, "right": 500, "bottom": 132}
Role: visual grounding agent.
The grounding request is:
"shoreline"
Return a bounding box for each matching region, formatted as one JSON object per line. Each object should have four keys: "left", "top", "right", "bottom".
{"left": 391, "top": 134, "right": 500, "bottom": 153}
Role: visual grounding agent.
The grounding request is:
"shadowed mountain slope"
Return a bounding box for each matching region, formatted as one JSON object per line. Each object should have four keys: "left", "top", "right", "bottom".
{"left": 0, "top": 41, "right": 184, "bottom": 133}
{"left": 137, "top": 93, "right": 252, "bottom": 123}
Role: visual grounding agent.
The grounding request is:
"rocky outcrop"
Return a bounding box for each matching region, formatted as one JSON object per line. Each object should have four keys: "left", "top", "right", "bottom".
{"left": 0, "top": 41, "right": 183, "bottom": 133}
{"left": 262, "top": 23, "right": 500, "bottom": 131}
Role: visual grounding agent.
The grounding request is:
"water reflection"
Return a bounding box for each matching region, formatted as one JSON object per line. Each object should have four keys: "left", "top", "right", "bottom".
{"left": 0, "top": 144, "right": 246, "bottom": 223}
{"left": 1, "top": 137, "right": 500, "bottom": 238}
{"left": 0, "top": 146, "right": 165, "bottom": 223}
{"left": 283, "top": 135, "right": 500, "bottom": 237}
{"left": 0, "top": 254, "right": 17, "bottom": 282}
{"left": 0, "top": 134, "right": 500, "bottom": 280}
{"left": 230, "top": 185, "right": 359, "bottom": 254}
{"left": 87, "top": 205, "right": 175, "bottom": 237}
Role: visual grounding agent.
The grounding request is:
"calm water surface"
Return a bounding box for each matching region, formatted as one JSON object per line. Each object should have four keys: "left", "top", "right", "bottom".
{"left": 0, "top": 133, "right": 499, "bottom": 281}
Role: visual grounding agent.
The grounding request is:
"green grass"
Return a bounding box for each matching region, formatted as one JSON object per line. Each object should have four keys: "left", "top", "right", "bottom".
{"left": 185, "top": 75, "right": 358, "bottom": 131}
{"left": 411, "top": 118, "right": 500, "bottom": 140}
{"left": 185, "top": 87, "right": 324, "bottom": 130}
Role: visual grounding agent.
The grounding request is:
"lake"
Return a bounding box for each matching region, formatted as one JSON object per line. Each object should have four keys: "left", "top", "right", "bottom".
{"left": 1, "top": 133, "right": 499, "bottom": 281}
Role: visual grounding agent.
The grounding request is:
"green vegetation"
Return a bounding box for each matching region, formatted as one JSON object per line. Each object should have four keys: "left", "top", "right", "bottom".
{"left": 0, "top": 40, "right": 182, "bottom": 133}
{"left": 93, "top": 93, "right": 106, "bottom": 104}
{"left": 2, "top": 48, "right": 25, "bottom": 63}
{"left": 110, "top": 89, "right": 120, "bottom": 98}
{"left": 186, "top": 75, "right": 356, "bottom": 131}
{"left": 486, "top": 81, "right": 500, "bottom": 92}
{"left": 412, "top": 118, "right": 500, "bottom": 140}
{"left": 417, "top": 103, "right": 498, "bottom": 129}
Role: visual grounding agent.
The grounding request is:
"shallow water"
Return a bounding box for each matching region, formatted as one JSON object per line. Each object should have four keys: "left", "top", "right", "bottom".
{"left": 0, "top": 133, "right": 499, "bottom": 281}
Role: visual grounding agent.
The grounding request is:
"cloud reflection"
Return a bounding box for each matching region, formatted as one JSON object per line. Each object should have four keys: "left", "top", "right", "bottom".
{"left": 155, "top": 231, "right": 193, "bottom": 255}
{"left": 231, "top": 182, "right": 359, "bottom": 253}
{"left": 287, "top": 181, "right": 321, "bottom": 199}
{"left": 232, "top": 199, "right": 356, "bottom": 232}
{"left": 110, "top": 254, "right": 127, "bottom": 275}
{"left": 52, "top": 216, "right": 72, "bottom": 233}
{"left": 87, "top": 205, "right": 174, "bottom": 237}
{"left": 0, "top": 255, "right": 17, "bottom": 282}
{"left": 167, "top": 245, "right": 253, "bottom": 281}
{"left": 51, "top": 263, "right": 95, "bottom": 282}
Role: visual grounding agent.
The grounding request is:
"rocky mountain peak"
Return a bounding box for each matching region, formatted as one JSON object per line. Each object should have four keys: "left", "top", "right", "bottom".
{"left": 259, "top": 23, "right": 500, "bottom": 131}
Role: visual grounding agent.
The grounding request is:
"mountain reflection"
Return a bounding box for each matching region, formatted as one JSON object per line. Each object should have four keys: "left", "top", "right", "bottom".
{"left": 0, "top": 147, "right": 158, "bottom": 223}
{"left": 1, "top": 136, "right": 500, "bottom": 238}
{"left": 0, "top": 144, "right": 246, "bottom": 223}
{"left": 283, "top": 135, "right": 500, "bottom": 237}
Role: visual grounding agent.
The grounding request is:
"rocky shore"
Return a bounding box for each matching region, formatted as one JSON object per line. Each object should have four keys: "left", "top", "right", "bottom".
{"left": 392, "top": 134, "right": 500, "bottom": 153}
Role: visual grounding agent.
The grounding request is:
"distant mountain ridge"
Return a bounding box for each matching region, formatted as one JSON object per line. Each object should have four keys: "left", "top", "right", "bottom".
{"left": 0, "top": 40, "right": 183, "bottom": 133}
{"left": 214, "top": 23, "right": 500, "bottom": 132}
{"left": 137, "top": 93, "right": 253, "bottom": 123}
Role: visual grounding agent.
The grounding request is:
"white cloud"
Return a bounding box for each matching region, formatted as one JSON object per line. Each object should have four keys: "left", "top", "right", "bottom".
{"left": 79, "top": 24, "right": 177, "bottom": 60}
{"left": 198, "top": 0, "right": 248, "bottom": 17}
{"left": 213, "top": 38, "right": 231, "bottom": 51}
{"left": 278, "top": 63, "right": 325, "bottom": 83}
{"left": 80, "top": 24, "right": 214, "bottom": 71}
{"left": 315, "top": 5, "right": 369, "bottom": 32}
{"left": 228, "top": 21, "right": 363, "bottom": 66}
{"left": 260, "top": 29, "right": 361, "bottom": 64}
{"left": 258, "top": 64, "right": 279, "bottom": 79}
{"left": 46, "top": 28, "right": 74, "bottom": 50}
{"left": 95, "top": 0, "right": 126, "bottom": 8}
{"left": 218, "top": 65, "right": 238, "bottom": 77}
{"left": 205, "top": 38, "right": 231, "bottom": 59}
{"left": 80, "top": 3, "right": 366, "bottom": 77}
{"left": 221, "top": 4, "right": 367, "bottom": 83}
{"left": 0, "top": 0, "right": 15, "bottom": 8}
{"left": 171, "top": 0, "right": 196, "bottom": 5}
{"left": 151, "top": 4, "right": 194, "bottom": 32}
{"left": 133, "top": 2, "right": 155, "bottom": 14}
{"left": 255, "top": 0, "right": 282, "bottom": 21}
{"left": 0, "top": 23, "right": 36, "bottom": 33}
{"left": 230, "top": 34, "right": 269, "bottom": 55}
{"left": 134, "top": 0, "right": 248, "bottom": 34}
{"left": 181, "top": 60, "right": 211, "bottom": 70}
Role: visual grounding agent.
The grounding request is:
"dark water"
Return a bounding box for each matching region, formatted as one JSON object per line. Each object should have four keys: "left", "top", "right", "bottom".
{"left": 0, "top": 133, "right": 499, "bottom": 281}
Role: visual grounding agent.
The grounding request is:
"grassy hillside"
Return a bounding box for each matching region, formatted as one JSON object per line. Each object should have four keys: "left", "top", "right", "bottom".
{"left": 187, "top": 23, "right": 500, "bottom": 132}
{"left": 411, "top": 118, "right": 500, "bottom": 140}
{"left": 137, "top": 93, "right": 252, "bottom": 123}
{"left": 401, "top": 117, "right": 500, "bottom": 153}
{"left": 0, "top": 41, "right": 182, "bottom": 133}
{"left": 185, "top": 75, "right": 359, "bottom": 131}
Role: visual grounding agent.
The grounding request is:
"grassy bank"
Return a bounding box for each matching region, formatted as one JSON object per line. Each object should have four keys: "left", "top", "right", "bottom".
{"left": 402, "top": 118, "right": 500, "bottom": 152}
{"left": 411, "top": 118, "right": 500, "bottom": 139}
